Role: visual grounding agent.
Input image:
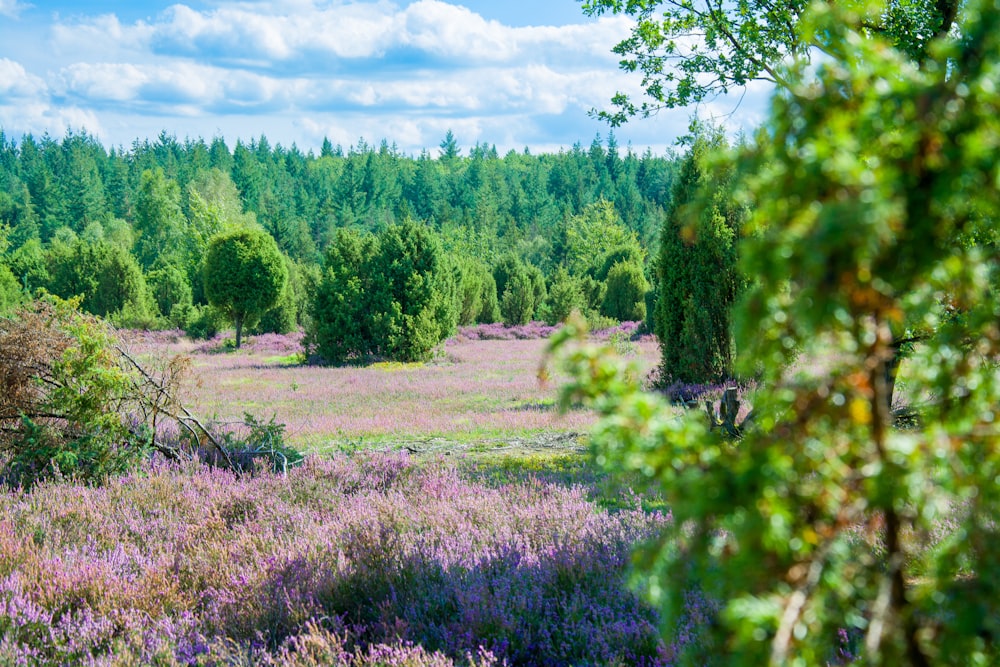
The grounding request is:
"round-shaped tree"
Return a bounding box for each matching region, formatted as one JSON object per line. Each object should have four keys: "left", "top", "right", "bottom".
{"left": 203, "top": 227, "right": 287, "bottom": 349}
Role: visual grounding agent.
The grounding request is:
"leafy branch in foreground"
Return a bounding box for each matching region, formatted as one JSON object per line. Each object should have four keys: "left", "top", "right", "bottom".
{"left": 554, "top": 0, "right": 1000, "bottom": 664}
{"left": 581, "top": 0, "right": 961, "bottom": 125}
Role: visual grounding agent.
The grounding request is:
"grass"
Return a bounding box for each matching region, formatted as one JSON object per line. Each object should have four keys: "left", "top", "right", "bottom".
{"left": 127, "top": 328, "right": 661, "bottom": 452}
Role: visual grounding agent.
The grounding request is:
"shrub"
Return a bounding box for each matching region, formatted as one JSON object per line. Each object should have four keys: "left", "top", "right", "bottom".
{"left": 0, "top": 298, "right": 148, "bottom": 487}
{"left": 203, "top": 227, "right": 288, "bottom": 349}
{"left": 307, "top": 221, "right": 457, "bottom": 364}
{"left": 544, "top": 267, "right": 586, "bottom": 325}
{"left": 499, "top": 272, "right": 536, "bottom": 327}
{"left": 601, "top": 260, "right": 648, "bottom": 322}
{"left": 183, "top": 303, "right": 226, "bottom": 340}
{"left": 147, "top": 263, "right": 193, "bottom": 322}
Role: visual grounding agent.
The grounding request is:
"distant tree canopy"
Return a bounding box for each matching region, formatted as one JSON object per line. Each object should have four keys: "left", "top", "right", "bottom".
{"left": 0, "top": 129, "right": 678, "bottom": 337}
{"left": 306, "top": 220, "right": 458, "bottom": 364}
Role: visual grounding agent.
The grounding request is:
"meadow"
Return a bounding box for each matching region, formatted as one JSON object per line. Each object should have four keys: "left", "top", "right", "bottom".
{"left": 0, "top": 454, "right": 692, "bottom": 666}
{"left": 128, "top": 323, "right": 661, "bottom": 454}
{"left": 0, "top": 323, "right": 711, "bottom": 666}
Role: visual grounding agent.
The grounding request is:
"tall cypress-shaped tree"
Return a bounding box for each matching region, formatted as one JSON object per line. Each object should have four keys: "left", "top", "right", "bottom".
{"left": 655, "top": 131, "right": 744, "bottom": 385}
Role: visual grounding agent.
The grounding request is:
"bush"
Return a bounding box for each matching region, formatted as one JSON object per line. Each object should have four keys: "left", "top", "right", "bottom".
{"left": 182, "top": 412, "right": 304, "bottom": 474}
{"left": 147, "top": 263, "right": 193, "bottom": 321}
{"left": 544, "top": 267, "right": 586, "bottom": 325}
{"left": 499, "top": 272, "right": 536, "bottom": 327}
{"left": 0, "top": 298, "right": 149, "bottom": 487}
{"left": 183, "top": 303, "right": 226, "bottom": 340}
{"left": 307, "top": 220, "right": 457, "bottom": 364}
{"left": 0, "top": 264, "right": 23, "bottom": 316}
{"left": 601, "top": 260, "right": 648, "bottom": 322}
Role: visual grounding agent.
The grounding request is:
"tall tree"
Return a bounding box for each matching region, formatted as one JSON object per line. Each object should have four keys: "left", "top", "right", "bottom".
{"left": 133, "top": 168, "right": 187, "bottom": 270}
{"left": 655, "top": 130, "right": 744, "bottom": 384}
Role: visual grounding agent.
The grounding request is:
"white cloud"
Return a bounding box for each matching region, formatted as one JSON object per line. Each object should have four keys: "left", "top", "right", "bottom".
{"left": 3, "top": 0, "right": 761, "bottom": 154}
{"left": 49, "top": 0, "right": 629, "bottom": 71}
{"left": 0, "top": 58, "right": 46, "bottom": 98}
{"left": 0, "top": 0, "right": 28, "bottom": 19}
{"left": 51, "top": 14, "right": 154, "bottom": 61}
{"left": 0, "top": 100, "right": 103, "bottom": 140}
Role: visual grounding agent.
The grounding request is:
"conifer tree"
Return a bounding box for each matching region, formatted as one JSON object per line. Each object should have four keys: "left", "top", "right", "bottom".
{"left": 654, "top": 131, "right": 743, "bottom": 384}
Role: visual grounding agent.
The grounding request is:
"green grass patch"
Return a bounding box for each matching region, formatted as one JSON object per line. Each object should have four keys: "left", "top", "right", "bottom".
{"left": 370, "top": 360, "right": 426, "bottom": 371}
{"left": 262, "top": 353, "right": 303, "bottom": 366}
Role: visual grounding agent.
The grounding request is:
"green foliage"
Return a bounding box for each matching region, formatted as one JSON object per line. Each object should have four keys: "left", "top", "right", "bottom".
{"left": 253, "top": 255, "right": 302, "bottom": 335}
{"left": 560, "top": 0, "right": 1000, "bottom": 664}
{"left": 500, "top": 272, "right": 537, "bottom": 327}
{"left": 133, "top": 168, "right": 187, "bottom": 270}
{"left": 601, "top": 260, "right": 648, "bottom": 322}
{"left": 185, "top": 412, "right": 303, "bottom": 474}
{"left": 595, "top": 244, "right": 645, "bottom": 282}
{"left": 455, "top": 257, "right": 495, "bottom": 325}
{"left": 563, "top": 199, "right": 640, "bottom": 277}
{"left": 45, "top": 238, "right": 156, "bottom": 325}
{"left": 203, "top": 227, "right": 287, "bottom": 348}
{"left": 305, "top": 227, "right": 375, "bottom": 364}
{"left": 526, "top": 263, "right": 547, "bottom": 314}
{"left": 494, "top": 255, "right": 546, "bottom": 325}
{"left": 0, "top": 229, "right": 23, "bottom": 315}
{"left": 6, "top": 416, "right": 140, "bottom": 489}
{"left": 655, "top": 131, "right": 744, "bottom": 384}
{"left": 0, "top": 128, "right": 682, "bottom": 327}
{"left": 580, "top": 0, "right": 959, "bottom": 125}
{"left": 307, "top": 220, "right": 457, "bottom": 364}
{"left": 147, "top": 263, "right": 193, "bottom": 323}
{"left": 0, "top": 298, "right": 150, "bottom": 488}
{"left": 545, "top": 267, "right": 587, "bottom": 325}
{"left": 182, "top": 303, "right": 226, "bottom": 340}
{"left": 7, "top": 238, "right": 48, "bottom": 293}
{"left": 476, "top": 271, "right": 501, "bottom": 324}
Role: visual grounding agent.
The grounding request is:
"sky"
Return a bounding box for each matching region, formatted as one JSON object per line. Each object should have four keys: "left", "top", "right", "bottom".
{"left": 0, "top": 0, "right": 770, "bottom": 156}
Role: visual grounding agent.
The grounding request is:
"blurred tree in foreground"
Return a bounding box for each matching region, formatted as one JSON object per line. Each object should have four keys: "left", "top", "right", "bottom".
{"left": 555, "top": 0, "right": 1000, "bottom": 664}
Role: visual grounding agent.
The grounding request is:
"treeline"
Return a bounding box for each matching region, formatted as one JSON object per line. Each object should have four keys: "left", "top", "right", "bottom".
{"left": 0, "top": 128, "right": 678, "bottom": 359}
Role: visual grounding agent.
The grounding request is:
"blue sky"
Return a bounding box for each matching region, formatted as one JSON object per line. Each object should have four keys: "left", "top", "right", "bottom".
{"left": 0, "top": 0, "right": 769, "bottom": 155}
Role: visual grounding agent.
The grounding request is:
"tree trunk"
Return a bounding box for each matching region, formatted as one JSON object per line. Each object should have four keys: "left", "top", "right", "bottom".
{"left": 235, "top": 314, "right": 244, "bottom": 349}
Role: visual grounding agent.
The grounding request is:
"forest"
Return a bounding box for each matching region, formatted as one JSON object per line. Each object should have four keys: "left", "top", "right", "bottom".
{"left": 0, "top": 128, "right": 679, "bottom": 367}
{"left": 0, "top": 0, "right": 998, "bottom": 663}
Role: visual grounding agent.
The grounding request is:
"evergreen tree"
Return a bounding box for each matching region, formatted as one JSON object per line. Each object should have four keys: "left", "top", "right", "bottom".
{"left": 601, "top": 260, "right": 648, "bottom": 322}
{"left": 500, "top": 272, "right": 536, "bottom": 327}
{"left": 654, "top": 131, "right": 744, "bottom": 384}
{"left": 307, "top": 220, "right": 456, "bottom": 363}
{"left": 203, "top": 227, "right": 287, "bottom": 349}
{"left": 545, "top": 267, "right": 586, "bottom": 325}
{"left": 133, "top": 168, "right": 187, "bottom": 270}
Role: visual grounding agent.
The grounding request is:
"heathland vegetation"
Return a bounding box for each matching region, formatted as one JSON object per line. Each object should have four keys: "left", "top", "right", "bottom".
{"left": 0, "top": 0, "right": 998, "bottom": 664}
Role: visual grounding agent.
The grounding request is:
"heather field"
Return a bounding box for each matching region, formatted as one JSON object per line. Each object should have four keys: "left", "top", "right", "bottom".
{"left": 0, "top": 454, "right": 697, "bottom": 666}
{"left": 0, "top": 323, "right": 706, "bottom": 666}
{"left": 127, "top": 323, "right": 660, "bottom": 453}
